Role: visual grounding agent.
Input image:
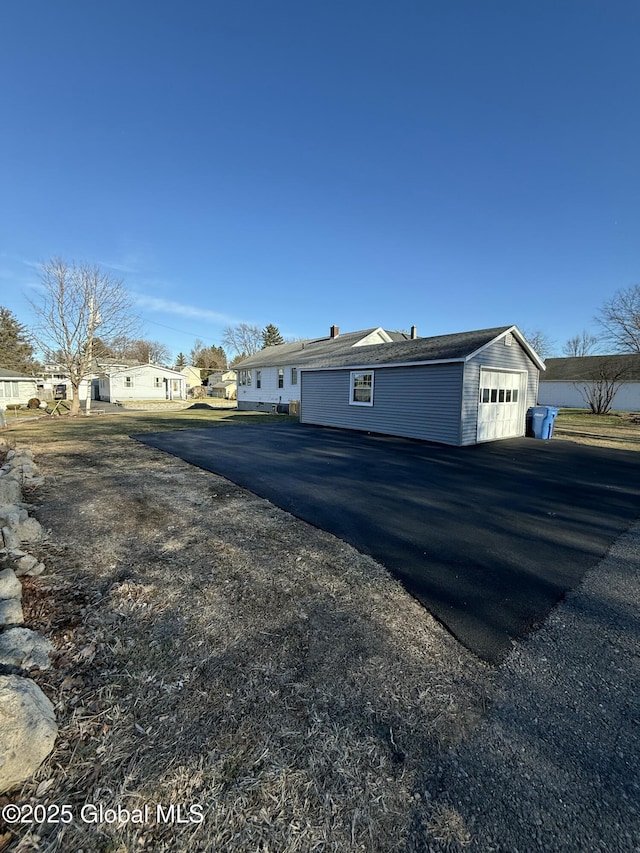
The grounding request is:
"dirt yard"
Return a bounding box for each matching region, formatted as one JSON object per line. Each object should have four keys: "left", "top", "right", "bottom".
{"left": 1, "top": 413, "right": 495, "bottom": 852}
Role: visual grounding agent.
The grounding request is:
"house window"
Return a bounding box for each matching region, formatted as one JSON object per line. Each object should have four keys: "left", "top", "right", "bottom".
{"left": 246, "top": 370, "right": 251, "bottom": 386}
{"left": 278, "top": 368, "right": 284, "bottom": 389}
{"left": 124, "top": 376, "right": 134, "bottom": 388}
{"left": 291, "top": 367, "right": 297, "bottom": 385}
{"left": 350, "top": 371, "right": 374, "bottom": 406}
{"left": 154, "top": 377, "right": 162, "bottom": 388}
{"left": 0, "top": 381, "right": 19, "bottom": 398}
{"left": 256, "top": 370, "right": 261, "bottom": 389}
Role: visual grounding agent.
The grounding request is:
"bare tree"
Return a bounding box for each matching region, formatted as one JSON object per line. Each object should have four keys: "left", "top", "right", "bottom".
{"left": 522, "top": 328, "right": 556, "bottom": 359}
{"left": 127, "top": 339, "right": 171, "bottom": 365}
{"left": 562, "top": 330, "right": 599, "bottom": 357}
{"left": 222, "top": 323, "right": 262, "bottom": 359}
{"left": 29, "top": 258, "right": 138, "bottom": 415}
{"left": 574, "top": 358, "right": 629, "bottom": 414}
{"left": 596, "top": 284, "right": 640, "bottom": 352}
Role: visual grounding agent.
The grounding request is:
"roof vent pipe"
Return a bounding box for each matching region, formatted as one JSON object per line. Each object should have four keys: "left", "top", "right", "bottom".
{"left": 410, "top": 325, "right": 417, "bottom": 339}
{"left": 330, "top": 325, "right": 340, "bottom": 338}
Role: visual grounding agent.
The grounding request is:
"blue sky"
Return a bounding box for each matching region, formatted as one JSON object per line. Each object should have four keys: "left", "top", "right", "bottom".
{"left": 1, "top": 0, "right": 638, "bottom": 360}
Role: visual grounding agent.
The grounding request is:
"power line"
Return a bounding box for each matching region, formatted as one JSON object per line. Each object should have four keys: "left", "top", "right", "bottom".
{"left": 141, "top": 316, "right": 227, "bottom": 347}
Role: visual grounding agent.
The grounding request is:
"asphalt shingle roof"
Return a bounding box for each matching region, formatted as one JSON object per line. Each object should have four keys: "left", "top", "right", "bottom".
{"left": 234, "top": 328, "right": 401, "bottom": 369}
{"left": 300, "top": 326, "right": 513, "bottom": 369}
{"left": 543, "top": 354, "right": 640, "bottom": 381}
{"left": 0, "top": 369, "right": 37, "bottom": 380}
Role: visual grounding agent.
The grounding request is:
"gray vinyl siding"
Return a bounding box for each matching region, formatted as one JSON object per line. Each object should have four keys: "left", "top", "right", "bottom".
{"left": 461, "top": 338, "right": 540, "bottom": 445}
{"left": 301, "top": 363, "right": 465, "bottom": 445}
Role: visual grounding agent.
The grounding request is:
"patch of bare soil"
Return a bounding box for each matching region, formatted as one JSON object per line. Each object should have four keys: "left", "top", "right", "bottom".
{"left": 4, "top": 436, "right": 494, "bottom": 852}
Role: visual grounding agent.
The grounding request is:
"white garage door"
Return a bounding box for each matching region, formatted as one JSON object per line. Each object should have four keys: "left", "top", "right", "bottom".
{"left": 477, "top": 369, "right": 526, "bottom": 442}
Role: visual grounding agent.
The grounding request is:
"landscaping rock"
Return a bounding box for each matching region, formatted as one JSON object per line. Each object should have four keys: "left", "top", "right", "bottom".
{"left": 6, "top": 449, "right": 35, "bottom": 461}
{"left": 0, "top": 568, "right": 21, "bottom": 600}
{"left": 13, "top": 554, "right": 44, "bottom": 578}
{"left": 1, "top": 527, "right": 20, "bottom": 550}
{"left": 0, "top": 628, "right": 54, "bottom": 670}
{"left": 0, "top": 675, "right": 57, "bottom": 793}
{"left": 25, "top": 562, "right": 45, "bottom": 578}
{"left": 0, "top": 478, "right": 21, "bottom": 506}
{"left": 0, "top": 506, "right": 22, "bottom": 529}
{"left": 0, "top": 599, "right": 23, "bottom": 627}
{"left": 17, "top": 517, "right": 44, "bottom": 545}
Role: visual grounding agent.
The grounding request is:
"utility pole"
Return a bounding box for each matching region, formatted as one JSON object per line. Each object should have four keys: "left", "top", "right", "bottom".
{"left": 85, "top": 295, "right": 95, "bottom": 416}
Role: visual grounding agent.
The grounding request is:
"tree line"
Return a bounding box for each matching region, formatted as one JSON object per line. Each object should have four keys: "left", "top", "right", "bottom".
{"left": 0, "top": 259, "right": 290, "bottom": 414}
{"left": 1, "top": 256, "right": 639, "bottom": 415}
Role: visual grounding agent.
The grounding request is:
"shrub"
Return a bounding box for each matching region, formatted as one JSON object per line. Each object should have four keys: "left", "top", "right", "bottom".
{"left": 27, "top": 397, "right": 41, "bottom": 409}
{"left": 5, "top": 404, "right": 22, "bottom": 411}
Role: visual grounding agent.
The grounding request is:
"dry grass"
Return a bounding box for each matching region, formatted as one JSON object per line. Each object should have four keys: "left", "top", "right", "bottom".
{"left": 1, "top": 417, "right": 494, "bottom": 852}
{"left": 554, "top": 408, "right": 640, "bottom": 450}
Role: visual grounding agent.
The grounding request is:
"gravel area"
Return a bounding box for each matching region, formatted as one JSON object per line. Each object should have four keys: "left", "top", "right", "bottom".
{"left": 427, "top": 519, "right": 640, "bottom": 852}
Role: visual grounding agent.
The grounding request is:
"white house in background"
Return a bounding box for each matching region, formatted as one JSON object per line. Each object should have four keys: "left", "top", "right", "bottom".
{"left": 0, "top": 369, "right": 38, "bottom": 410}
{"left": 97, "top": 363, "right": 186, "bottom": 402}
{"left": 234, "top": 326, "right": 413, "bottom": 412}
{"left": 206, "top": 369, "right": 237, "bottom": 400}
{"left": 538, "top": 354, "right": 640, "bottom": 411}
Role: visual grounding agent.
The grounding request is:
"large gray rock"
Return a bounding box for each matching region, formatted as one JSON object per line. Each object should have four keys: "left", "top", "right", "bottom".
{"left": 17, "top": 517, "right": 44, "bottom": 545}
{"left": 0, "top": 675, "right": 57, "bottom": 793}
{"left": 0, "top": 599, "right": 23, "bottom": 627}
{"left": 0, "top": 568, "right": 21, "bottom": 600}
{"left": 6, "top": 449, "right": 34, "bottom": 461}
{"left": 1, "top": 527, "right": 20, "bottom": 549}
{"left": 7, "top": 462, "right": 40, "bottom": 479}
{"left": 0, "top": 629, "right": 54, "bottom": 670}
{"left": 0, "top": 478, "right": 21, "bottom": 506}
{"left": 12, "top": 554, "right": 40, "bottom": 577}
{"left": 0, "top": 506, "right": 22, "bottom": 529}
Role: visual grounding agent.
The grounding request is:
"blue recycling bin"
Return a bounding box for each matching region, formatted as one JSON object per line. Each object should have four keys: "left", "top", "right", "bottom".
{"left": 541, "top": 406, "right": 558, "bottom": 439}
{"left": 527, "top": 406, "right": 548, "bottom": 439}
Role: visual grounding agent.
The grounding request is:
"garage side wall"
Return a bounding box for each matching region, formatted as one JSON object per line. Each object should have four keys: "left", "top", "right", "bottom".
{"left": 461, "top": 339, "right": 540, "bottom": 445}
{"left": 300, "top": 363, "right": 464, "bottom": 445}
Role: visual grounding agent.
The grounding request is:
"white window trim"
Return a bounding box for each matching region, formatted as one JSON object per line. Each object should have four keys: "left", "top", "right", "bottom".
{"left": 349, "top": 370, "right": 374, "bottom": 406}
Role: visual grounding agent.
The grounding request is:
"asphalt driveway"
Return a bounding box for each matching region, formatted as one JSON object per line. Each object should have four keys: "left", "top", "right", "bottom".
{"left": 134, "top": 423, "right": 640, "bottom": 663}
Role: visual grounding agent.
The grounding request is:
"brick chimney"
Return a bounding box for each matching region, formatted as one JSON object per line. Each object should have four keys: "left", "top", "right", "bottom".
{"left": 330, "top": 325, "right": 340, "bottom": 338}
{"left": 410, "top": 325, "right": 417, "bottom": 339}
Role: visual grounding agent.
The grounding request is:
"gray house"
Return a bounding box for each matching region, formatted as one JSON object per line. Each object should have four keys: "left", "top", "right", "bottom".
{"left": 299, "top": 326, "right": 544, "bottom": 446}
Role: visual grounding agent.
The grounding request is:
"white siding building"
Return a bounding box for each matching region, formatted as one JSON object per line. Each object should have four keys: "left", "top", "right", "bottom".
{"left": 0, "top": 370, "right": 38, "bottom": 410}
{"left": 538, "top": 354, "right": 640, "bottom": 412}
{"left": 98, "top": 364, "right": 186, "bottom": 402}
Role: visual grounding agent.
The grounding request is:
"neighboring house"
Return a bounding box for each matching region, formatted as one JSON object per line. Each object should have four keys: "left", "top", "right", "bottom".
{"left": 298, "top": 325, "right": 544, "bottom": 446}
{"left": 538, "top": 354, "right": 640, "bottom": 411}
{"left": 0, "top": 369, "right": 38, "bottom": 410}
{"left": 98, "top": 363, "right": 186, "bottom": 402}
{"left": 206, "top": 369, "right": 237, "bottom": 400}
{"left": 235, "top": 326, "right": 413, "bottom": 412}
{"left": 180, "top": 365, "right": 205, "bottom": 394}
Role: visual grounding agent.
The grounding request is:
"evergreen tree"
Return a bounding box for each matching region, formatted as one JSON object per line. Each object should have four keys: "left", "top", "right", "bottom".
{"left": 174, "top": 352, "right": 187, "bottom": 369}
{"left": 0, "top": 307, "right": 37, "bottom": 373}
{"left": 261, "top": 323, "right": 284, "bottom": 348}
